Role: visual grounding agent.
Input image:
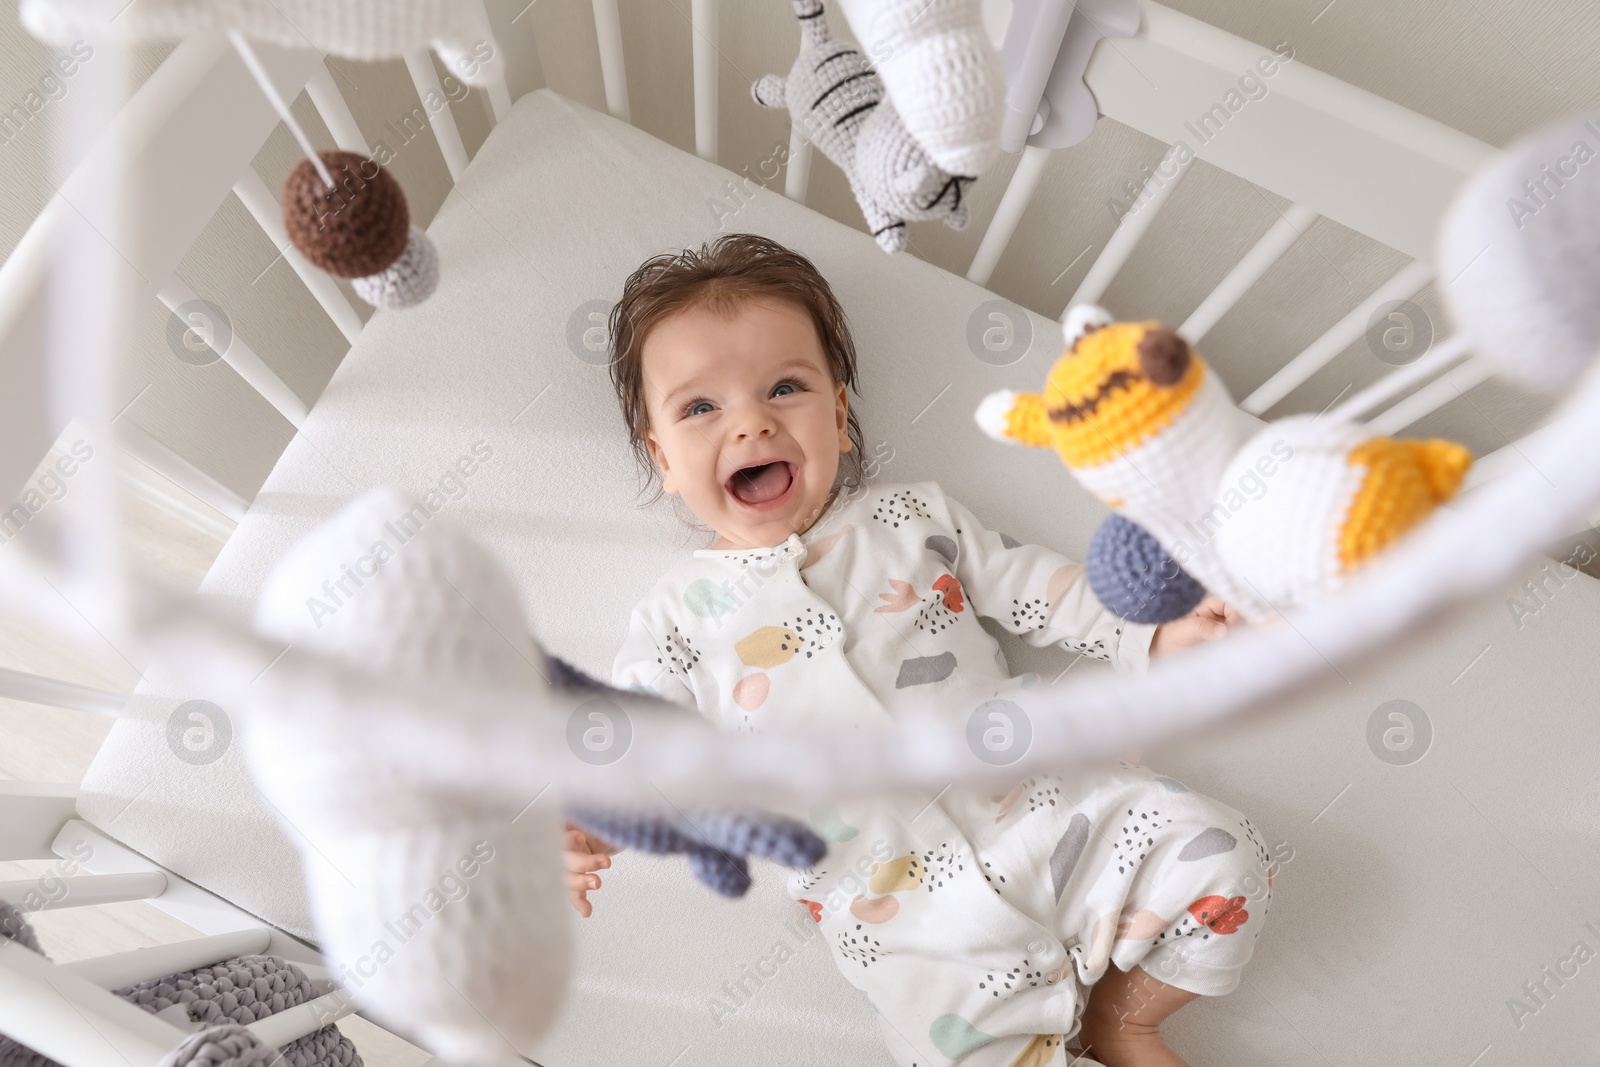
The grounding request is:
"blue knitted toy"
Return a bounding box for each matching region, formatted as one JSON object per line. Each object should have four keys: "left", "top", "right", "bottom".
{"left": 1086, "top": 513, "right": 1207, "bottom": 625}
{"left": 548, "top": 655, "right": 829, "bottom": 897}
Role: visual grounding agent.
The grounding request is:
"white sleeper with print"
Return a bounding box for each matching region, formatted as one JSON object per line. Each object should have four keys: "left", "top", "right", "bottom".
{"left": 614, "top": 481, "right": 1273, "bottom": 1067}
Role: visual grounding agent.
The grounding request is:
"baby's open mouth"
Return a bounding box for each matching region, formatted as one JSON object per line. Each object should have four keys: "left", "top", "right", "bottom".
{"left": 727, "top": 460, "right": 795, "bottom": 507}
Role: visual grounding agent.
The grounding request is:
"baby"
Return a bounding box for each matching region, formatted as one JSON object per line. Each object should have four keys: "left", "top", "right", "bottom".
{"left": 571, "top": 233, "right": 1274, "bottom": 1067}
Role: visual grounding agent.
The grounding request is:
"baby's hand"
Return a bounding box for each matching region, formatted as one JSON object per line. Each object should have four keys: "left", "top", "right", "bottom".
{"left": 565, "top": 821, "right": 616, "bottom": 918}
{"left": 1149, "top": 595, "right": 1240, "bottom": 657}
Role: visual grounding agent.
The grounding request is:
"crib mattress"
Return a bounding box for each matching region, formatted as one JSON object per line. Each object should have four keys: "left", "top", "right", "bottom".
{"left": 79, "top": 89, "right": 1600, "bottom": 1065}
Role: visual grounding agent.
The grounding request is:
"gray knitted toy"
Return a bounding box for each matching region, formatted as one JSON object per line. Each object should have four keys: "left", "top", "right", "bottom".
{"left": 0, "top": 901, "right": 357, "bottom": 1067}
{"left": 753, "top": 0, "right": 975, "bottom": 253}
{"left": 549, "top": 654, "right": 829, "bottom": 897}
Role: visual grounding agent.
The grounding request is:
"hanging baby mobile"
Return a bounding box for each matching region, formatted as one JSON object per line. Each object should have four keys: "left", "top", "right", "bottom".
{"left": 976, "top": 306, "right": 1474, "bottom": 624}
{"left": 280, "top": 148, "right": 439, "bottom": 309}
{"left": 752, "top": 0, "right": 1005, "bottom": 253}
{"left": 226, "top": 30, "right": 439, "bottom": 310}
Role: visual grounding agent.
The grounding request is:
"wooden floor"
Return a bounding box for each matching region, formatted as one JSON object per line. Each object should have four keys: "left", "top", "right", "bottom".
{"left": 1, "top": 449, "right": 432, "bottom": 1067}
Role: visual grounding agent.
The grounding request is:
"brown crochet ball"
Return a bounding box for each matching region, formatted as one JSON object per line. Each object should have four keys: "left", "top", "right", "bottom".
{"left": 282, "top": 150, "right": 410, "bottom": 279}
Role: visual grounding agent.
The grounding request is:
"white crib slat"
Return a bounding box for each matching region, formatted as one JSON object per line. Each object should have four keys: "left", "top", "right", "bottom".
{"left": 0, "top": 783, "right": 78, "bottom": 862}
{"left": 403, "top": 50, "right": 470, "bottom": 182}
{"left": 0, "top": 38, "right": 322, "bottom": 511}
{"left": 1326, "top": 333, "right": 1472, "bottom": 424}
{"left": 0, "top": 667, "right": 124, "bottom": 717}
{"left": 1085, "top": 2, "right": 1498, "bottom": 265}
{"left": 1180, "top": 203, "right": 1319, "bottom": 342}
{"left": 158, "top": 278, "right": 309, "bottom": 430}
{"left": 785, "top": 122, "right": 813, "bottom": 203}
{"left": 692, "top": 0, "right": 718, "bottom": 163}
{"left": 304, "top": 64, "right": 370, "bottom": 155}
{"left": 0, "top": 872, "right": 168, "bottom": 911}
{"left": 966, "top": 145, "right": 1051, "bottom": 287}
{"left": 232, "top": 170, "right": 364, "bottom": 345}
{"left": 474, "top": 0, "right": 512, "bottom": 124}
{"left": 486, "top": 69, "right": 512, "bottom": 124}
{"left": 53, "top": 822, "right": 322, "bottom": 958}
{"left": 247, "top": 991, "right": 356, "bottom": 1048}
{"left": 1461, "top": 442, "right": 1520, "bottom": 493}
{"left": 592, "top": 0, "right": 631, "bottom": 122}
{"left": 0, "top": 942, "right": 186, "bottom": 1067}
{"left": 1365, "top": 357, "right": 1494, "bottom": 436}
{"left": 65, "top": 930, "right": 274, "bottom": 990}
{"left": 114, "top": 422, "right": 250, "bottom": 524}
{"left": 1241, "top": 259, "right": 1435, "bottom": 415}
{"left": 1068, "top": 145, "right": 1194, "bottom": 309}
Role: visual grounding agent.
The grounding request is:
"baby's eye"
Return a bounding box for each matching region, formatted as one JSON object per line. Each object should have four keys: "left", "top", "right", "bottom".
{"left": 772, "top": 378, "right": 804, "bottom": 397}
{"left": 684, "top": 399, "right": 714, "bottom": 417}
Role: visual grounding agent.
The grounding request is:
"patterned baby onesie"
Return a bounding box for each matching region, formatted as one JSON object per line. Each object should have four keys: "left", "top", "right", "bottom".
{"left": 613, "top": 481, "right": 1274, "bottom": 1067}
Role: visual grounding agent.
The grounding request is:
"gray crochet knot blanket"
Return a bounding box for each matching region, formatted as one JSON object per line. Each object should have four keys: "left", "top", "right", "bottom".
{"left": 0, "top": 901, "right": 359, "bottom": 1067}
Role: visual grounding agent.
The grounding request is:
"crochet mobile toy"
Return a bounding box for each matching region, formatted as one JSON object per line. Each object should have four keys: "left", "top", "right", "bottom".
{"left": 282, "top": 151, "right": 440, "bottom": 310}
{"left": 830, "top": 0, "right": 1006, "bottom": 176}
{"left": 549, "top": 655, "right": 828, "bottom": 898}
{"left": 0, "top": 904, "right": 357, "bottom": 1067}
{"left": 241, "top": 488, "right": 829, "bottom": 1059}
{"left": 1439, "top": 111, "right": 1600, "bottom": 393}
{"left": 753, "top": 0, "right": 978, "bottom": 253}
{"left": 1086, "top": 511, "right": 1207, "bottom": 624}
{"left": 976, "top": 309, "right": 1473, "bottom": 622}
{"left": 19, "top": 0, "right": 505, "bottom": 89}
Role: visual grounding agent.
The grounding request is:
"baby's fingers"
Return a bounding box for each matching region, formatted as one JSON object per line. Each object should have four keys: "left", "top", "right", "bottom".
{"left": 567, "top": 868, "right": 601, "bottom": 917}
{"left": 565, "top": 847, "right": 611, "bottom": 874}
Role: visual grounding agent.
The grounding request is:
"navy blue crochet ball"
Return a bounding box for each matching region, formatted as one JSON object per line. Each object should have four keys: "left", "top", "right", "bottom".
{"left": 1086, "top": 513, "right": 1206, "bottom": 624}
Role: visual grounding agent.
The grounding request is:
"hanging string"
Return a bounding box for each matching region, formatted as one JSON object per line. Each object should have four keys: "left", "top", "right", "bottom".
{"left": 228, "top": 30, "right": 336, "bottom": 191}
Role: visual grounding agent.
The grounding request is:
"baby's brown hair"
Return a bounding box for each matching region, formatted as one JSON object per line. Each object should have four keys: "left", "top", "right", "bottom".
{"left": 607, "top": 233, "right": 866, "bottom": 504}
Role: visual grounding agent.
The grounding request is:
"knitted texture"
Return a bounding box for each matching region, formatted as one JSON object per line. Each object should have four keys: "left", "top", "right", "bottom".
{"left": 1211, "top": 417, "right": 1472, "bottom": 611}
{"left": 551, "top": 654, "right": 830, "bottom": 897}
{"left": 283, "top": 152, "right": 410, "bottom": 279}
{"left": 977, "top": 311, "right": 1477, "bottom": 621}
{"left": 834, "top": 0, "right": 1005, "bottom": 175}
{"left": 18, "top": 1, "right": 503, "bottom": 87}
{"left": 350, "top": 226, "right": 439, "bottom": 309}
{"left": 1440, "top": 113, "right": 1600, "bottom": 392}
{"left": 752, "top": 0, "right": 975, "bottom": 253}
{"left": 1087, "top": 513, "right": 1206, "bottom": 625}
{"left": 116, "top": 955, "right": 315, "bottom": 1024}
{"left": 249, "top": 488, "right": 570, "bottom": 1062}
{"left": 0, "top": 900, "right": 42, "bottom": 955}
{"left": 975, "top": 315, "right": 1262, "bottom": 617}
{"left": 0, "top": 934, "right": 357, "bottom": 1067}
{"left": 157, "top": 1026, "right": 276, "bottom": 1067}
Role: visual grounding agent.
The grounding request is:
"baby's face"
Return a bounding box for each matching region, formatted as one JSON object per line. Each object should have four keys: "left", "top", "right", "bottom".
{"left": 641, "top": 296, "right": 851, "bottom": 550}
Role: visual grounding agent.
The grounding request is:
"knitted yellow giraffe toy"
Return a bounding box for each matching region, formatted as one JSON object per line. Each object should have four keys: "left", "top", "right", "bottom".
{"left": 975, "top": 307, "right": 1474, "bottom": 622}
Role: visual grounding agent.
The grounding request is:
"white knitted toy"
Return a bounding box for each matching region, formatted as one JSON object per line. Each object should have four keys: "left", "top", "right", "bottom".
{"left": 977, "top": 310, "right": 1473, "bottom": 621}
{"left": 350, "top": 225, "right": 440, "bottom": 309}
{"left": 248, "top": 489, "right": 569, "bottom": 1065}
{"left": 754, "top": 0, "right": 977, "bottom": 253}
{"left": 20, "top": 0, "right": 505, "bottom": 88}
{"left": 1440, "top": 112, "right": 1600, "bottom": 392}
{"left": 832, "top": 0, "right": 1006, "bottom": 176}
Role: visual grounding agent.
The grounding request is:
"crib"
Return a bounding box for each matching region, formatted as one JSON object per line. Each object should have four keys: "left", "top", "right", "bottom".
{"left": 2, "top": 1, "right": 1598, "bottom": 1065}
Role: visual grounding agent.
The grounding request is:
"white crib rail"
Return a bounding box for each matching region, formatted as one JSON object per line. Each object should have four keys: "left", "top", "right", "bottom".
{"left": 692, "top": 0, "right": 719, "bottom": 163}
